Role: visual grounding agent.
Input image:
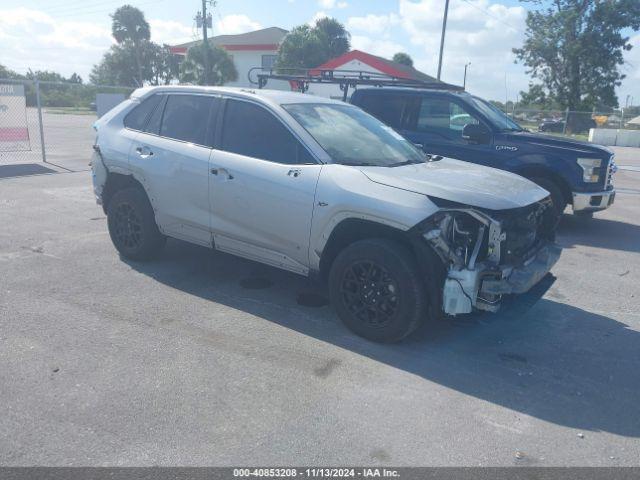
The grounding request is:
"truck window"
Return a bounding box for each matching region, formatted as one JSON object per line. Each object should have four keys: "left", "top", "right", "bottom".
{"left": 414, "top": 97, "right": 479, "bottom": 140}
{"left": 355, "top": 94, "right": 411, "bottom": 130}
{"left": 159, "top": 95, "right": 215, "bottom": 146}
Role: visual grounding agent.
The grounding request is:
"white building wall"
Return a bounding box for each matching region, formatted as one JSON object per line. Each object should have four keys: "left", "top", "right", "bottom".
{"left": 302, "top": 59, "right": 384, "bottom": 101}
{"left": 224, "top": 50, "right": 289, "bottom": 91}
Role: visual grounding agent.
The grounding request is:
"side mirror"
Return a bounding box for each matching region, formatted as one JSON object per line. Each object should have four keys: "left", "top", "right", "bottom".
{"left": 462, "top": 123, "right": 490, "bottom": 144}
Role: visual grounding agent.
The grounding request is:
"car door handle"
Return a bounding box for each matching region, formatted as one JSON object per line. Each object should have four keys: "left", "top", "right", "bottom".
{"left": 287, "top": 168, "right": 301, "bottom": 178}
{"left": 135, "top": 146, "right": 153, "bottom": 157}
{"left": 413, "top": 142, "right": 424, "bottom": 150}
{"left": 211, "top": 167, "right": 233, "bottom": 179}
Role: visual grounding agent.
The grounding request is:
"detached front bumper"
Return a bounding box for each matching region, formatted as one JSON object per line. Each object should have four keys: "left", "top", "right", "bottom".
{"left": 572, "top": 189, "right": 615, "bottom": 213}
{"left": 442, "top": 242, "right": 561, "bottom": 315}
{"left": 480, "top": 242, "right": 561, "bottom": 296}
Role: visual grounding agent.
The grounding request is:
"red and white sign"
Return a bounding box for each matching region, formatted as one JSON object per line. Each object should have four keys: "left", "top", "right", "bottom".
{"left": 0, "top": 84, "right": 30, "bottom": 152}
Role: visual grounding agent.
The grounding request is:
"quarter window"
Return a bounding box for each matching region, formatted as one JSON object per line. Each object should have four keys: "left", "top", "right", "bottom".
{"left": 221, "top": 99, "right": 311, "bottom": 164}
{"left": 159, "top": 95, "right": 215, "bottom": 146}
{"left": 123, "top": 95, "right": 162, "bottom": 131}
{"left": 145, "top": 95, "right": 166, "bottom": 135}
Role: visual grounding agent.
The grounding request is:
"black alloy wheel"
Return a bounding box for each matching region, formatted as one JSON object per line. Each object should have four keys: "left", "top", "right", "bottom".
{"left": 329, "top": 238, "right": 431, "bottom": 342}
{"left": 107, "top": 187, "right": 165, "bottom": 260}
{"left": 340, "top": 260, "right": 400, "bottom": 329}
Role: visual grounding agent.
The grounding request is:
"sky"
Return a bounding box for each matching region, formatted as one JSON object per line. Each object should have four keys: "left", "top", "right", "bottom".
{"left": 0, "top": 0, "right": 639, "bottom": 105}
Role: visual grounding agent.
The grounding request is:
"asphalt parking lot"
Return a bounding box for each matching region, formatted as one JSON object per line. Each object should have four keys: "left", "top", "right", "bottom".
{"left": 0, "top": 135, "right": 639, "bottom": 465}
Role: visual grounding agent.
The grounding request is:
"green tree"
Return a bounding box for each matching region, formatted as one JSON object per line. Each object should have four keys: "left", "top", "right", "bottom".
{"left": 91, "top": 41, "right": 156, "bottom": 86}
{"left": 0, "top": 64, "right": 23, "bottom": 79}
{"left": 110, "top": 5, "right": 151, "bottom": 86}
{"left": 513, "top": 0, "right": 640, "bottom": 109}
{"left": 314, "top": 17, "right": 351, "bottom": 61}
{"left": 276, "top": 17, "right": 351, "bottom": 70}
{"left": 392, "top": 52, "right": 413, "bottom": 67}
{"left": 69, "top": 73, "right": 83, "bottom": 84}
{"left": 179, "top": 43, "right": 237, "bottom": 86}
{"left": 149, "top": 44, "right": 181, "bottom": 86}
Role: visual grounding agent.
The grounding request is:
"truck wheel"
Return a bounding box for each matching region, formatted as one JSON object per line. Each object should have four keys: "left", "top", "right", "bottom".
{"left": 107, "top": 187, "right": 165, "bottom": 261}
{"left": 328, "top": 239, "right": 429, "bottom": 343}
{"left": 531, "top": 177, "right": 566, "bottom": 219}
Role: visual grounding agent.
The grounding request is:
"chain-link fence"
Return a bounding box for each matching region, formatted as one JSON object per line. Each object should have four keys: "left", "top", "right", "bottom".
{"left": 0, "top": 78, "right": 134, "bottom": 172}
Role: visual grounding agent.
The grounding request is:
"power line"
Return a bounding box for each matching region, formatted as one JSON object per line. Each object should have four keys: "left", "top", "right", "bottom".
{"left": 37, "top": 0, "right": 167, "bottom": 19}
{"left": 458, "top": 0, "right": 526, "bottom": 34}
{"left": 36, "top": 0, "right": 131, "bottom": 16}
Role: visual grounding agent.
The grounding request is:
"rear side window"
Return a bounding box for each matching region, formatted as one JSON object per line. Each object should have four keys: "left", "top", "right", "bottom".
{"left": 221, "top": 99, "right": 309, "bottom": 164}
{"left": 123, "top": 95, "right": 162, "bottom": 131}
{"left": 354, "top": 93, "right": 411, "bottom": 130}
{"left": 160, "top": 95, "right": 215, "bottom": 146}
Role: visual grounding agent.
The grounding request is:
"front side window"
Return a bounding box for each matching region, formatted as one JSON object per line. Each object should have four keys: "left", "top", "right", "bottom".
{"left": 283, "top": 103, "right": 424, "bottom": 167}
{"left": 159, "top": 95, "right": 214, "bottom": 146}
{"left": 470, "top": 97, "right": 522, "bottom": 131}
{"left": 124, "top": 95, "right": 162, "bottom": 131}
{"left": 221, "top": 99, "right": 311, "bottom": 164}
{"left": 415, "top": 97, "right": 479, "bottom": 139}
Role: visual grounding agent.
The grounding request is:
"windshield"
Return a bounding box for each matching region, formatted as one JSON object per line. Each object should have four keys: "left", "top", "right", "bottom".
{"left": 470, "top": 96, "right": 523, "bottom": 131}
{"left": 282, "top": 103, "right": 424, "bottom": 167}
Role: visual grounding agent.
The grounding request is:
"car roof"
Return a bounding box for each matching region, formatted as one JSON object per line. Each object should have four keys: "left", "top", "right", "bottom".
{"left": 132, "top": 85, "right": 347, "bottom": 109}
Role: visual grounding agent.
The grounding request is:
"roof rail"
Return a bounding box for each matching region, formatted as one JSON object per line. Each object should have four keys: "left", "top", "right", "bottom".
{"left": 248, "top": 67, "right": 464, "bottom": 101}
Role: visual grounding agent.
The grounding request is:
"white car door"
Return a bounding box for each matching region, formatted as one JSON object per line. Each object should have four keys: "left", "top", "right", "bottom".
{"left": 129, "top": 93, "right": 219, "bottom": 246}
{"left": 209, "top": 98, "right": 322, "bottom": 275}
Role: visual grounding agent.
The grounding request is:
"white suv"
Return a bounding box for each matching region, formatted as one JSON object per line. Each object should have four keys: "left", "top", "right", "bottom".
{"left": 92, "top": 86, "right": 560, "bottom": 342}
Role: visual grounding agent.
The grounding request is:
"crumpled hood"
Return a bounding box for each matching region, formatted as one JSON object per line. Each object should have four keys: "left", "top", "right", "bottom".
{"left": 358, "top": 158, "right": 549, "bottom": 210}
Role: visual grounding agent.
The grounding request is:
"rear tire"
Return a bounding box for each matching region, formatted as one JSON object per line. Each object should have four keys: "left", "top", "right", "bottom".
{"left": 531, "top": 177, "right": 566, "bottom": 221}
{"left": 328, "top": 238, "right": 429, "bottom": 343}
{"left": 107, "top": 187, "right": 165, "bottom": 261}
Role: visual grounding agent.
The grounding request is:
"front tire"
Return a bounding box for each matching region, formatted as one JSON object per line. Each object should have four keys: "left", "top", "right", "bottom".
{"left": 107, "top": 187, "right": 165, "bottom": 261}
{"left": 328, "top": 239, "right": 429, "bottom": 343}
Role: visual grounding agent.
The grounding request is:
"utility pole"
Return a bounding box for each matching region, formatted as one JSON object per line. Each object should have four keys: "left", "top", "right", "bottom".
{"left": 437, "top": 0, "right": 450, "bottom": 81}
{"left": 201, "top": 0, "right": 210, "bottom": 85}
{"left": 463, "top": 62, "right": 471, "bottom": 89}
{"left": 196, "top": 1, "right": 214, "bottom": 85}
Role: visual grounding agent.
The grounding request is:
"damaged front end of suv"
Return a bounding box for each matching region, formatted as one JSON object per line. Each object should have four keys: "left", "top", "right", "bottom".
{"left": 416, "top": 197, "right": 560, "bottom": 315}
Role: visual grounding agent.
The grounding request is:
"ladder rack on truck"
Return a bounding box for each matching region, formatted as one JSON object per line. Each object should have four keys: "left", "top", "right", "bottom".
{"left": 248, "top": 67, "right": 464, "bottom": 101}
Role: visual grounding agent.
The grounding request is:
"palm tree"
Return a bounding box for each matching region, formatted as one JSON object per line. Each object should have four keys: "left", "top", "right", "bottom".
{"left": 111, "top": 5, "right": 150, "bottom": 86}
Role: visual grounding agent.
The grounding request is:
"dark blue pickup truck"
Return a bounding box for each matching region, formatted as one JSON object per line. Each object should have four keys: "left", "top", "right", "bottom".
{"left": 350, "top": 88, "right": 616, "bottom": 217}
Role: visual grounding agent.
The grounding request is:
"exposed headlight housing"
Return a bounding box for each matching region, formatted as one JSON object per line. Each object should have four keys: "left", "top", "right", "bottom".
{"left": 577, "top": 158, "right": 601, "bottom": 183}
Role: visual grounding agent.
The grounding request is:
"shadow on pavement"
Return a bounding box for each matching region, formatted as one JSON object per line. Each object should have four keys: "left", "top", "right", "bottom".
{"left": 558, "top": 214, "right": 640, "bottom": 253}
{"left": 0, "top": 163, "right": 58, "bottom": 179}
{"left": 126, "top": 239, "right": 640, "bottom": 438}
